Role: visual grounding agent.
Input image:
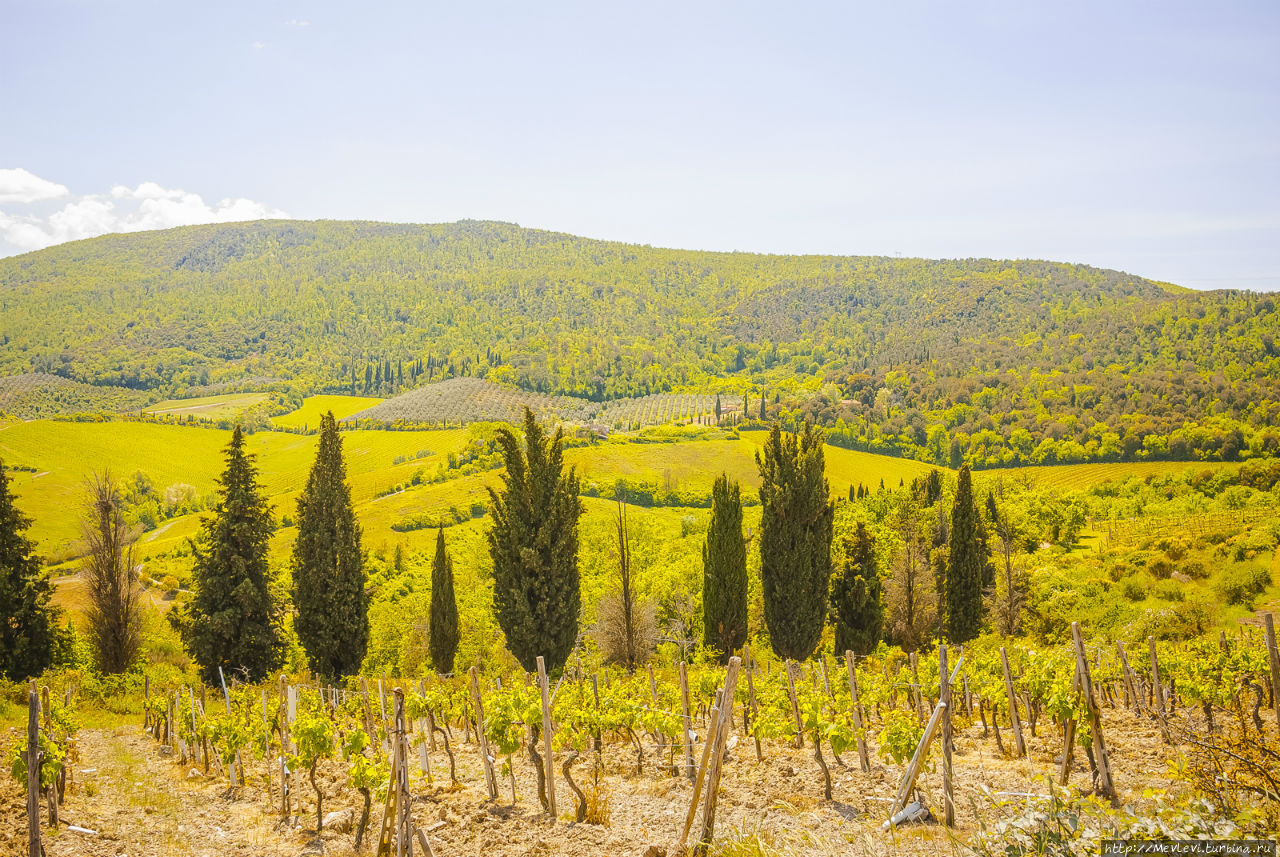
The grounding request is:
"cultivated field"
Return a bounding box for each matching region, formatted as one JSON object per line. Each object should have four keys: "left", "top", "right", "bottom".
{"left": 272, "top": 395, "right": 386, "bottom": 430}
{"left": 142, "top": 392, "right": 271, "bottom": 421}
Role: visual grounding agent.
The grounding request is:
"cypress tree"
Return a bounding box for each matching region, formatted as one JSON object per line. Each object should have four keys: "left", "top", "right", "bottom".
{"left": 292, "top": 412, "right": 368, "bottom": 678}
{"left": 830, "top": 521, "right": 882, "bottom": 657}
{"left": 757, "top": 423, "right": 834, "bottom": 661}
{"left": 0, "top": 459, "right": 58, "bottom": 681}
{"left": 174, "top": 427, "right": 283, "bottom": 685}
{"left": 945, "top": 465, "right": 984, "bottom": 643}
{"left": 702, "top": 474, "right": 747, "bottom": 663}
{"left": 429, "top": 527, "right": 459, "bottom": 675}
{"left": 488, "top": 407, "right": 583, "bottom": 673}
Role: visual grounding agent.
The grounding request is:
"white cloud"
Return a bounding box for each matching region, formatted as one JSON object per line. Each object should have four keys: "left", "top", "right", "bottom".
{"left": 0, "top": 167, "right": 69, "bottom": 204}
{"left": 252, "top": 41, "right": 266, "bottom": 49}
{"left": 0, "top": 171, "right": 289, "bottom": 254}
{"left": 285, "top": 18, "right": 309, "bottom": 27}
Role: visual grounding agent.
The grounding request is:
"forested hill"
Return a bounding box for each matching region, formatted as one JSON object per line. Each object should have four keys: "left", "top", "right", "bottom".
{"left": 2, "top": 219, "right": 1278, "bottom": 466}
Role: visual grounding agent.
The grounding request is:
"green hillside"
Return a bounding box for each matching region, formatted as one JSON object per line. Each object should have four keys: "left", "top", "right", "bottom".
{"left": 1, "top": 219, "right": 1277, "bottom": 467}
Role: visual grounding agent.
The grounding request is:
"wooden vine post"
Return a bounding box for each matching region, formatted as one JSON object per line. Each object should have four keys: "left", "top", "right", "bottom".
{"left": 1072, "top": 622, "right": 1117, "bottom": 804}
{"left": 679, "top": 661, "right": 696, "bottom": 780}
{"left": 999, "top": 647, "right": 1026, "bottom": 757}
{"left": 784, "top": 660, "right": 803, "bottom": 748}
{"left": 886, "top": 701, "right": 946, "bottom": 825}
{"left": 939, "top": 643, "right": 954, "bottom": 827}
{"left": 218, "top": 666, "right": 240, "bottom": 787}
{"left": 744, "top": 646, "right": 762, "bottom": 762}
{"left": 1148, "top": 636, "right": 1171, "bottom": 743}
{"left": 1265, "top": 613, "right": 1280, "bottom": 731}
{"left": 470, "top": 667, "right": 498, "bottom": 800}
{"left": 26, "top": 689, "right": 41, "bottom": 857}
{"left": 844, "top": 650, "right": 871, "bottom": 773}
{"left": 698, "top": 657, "right": 741, "bottom": 853}
{"left": 536, "top": 656, "right": 556, "bottom": 820}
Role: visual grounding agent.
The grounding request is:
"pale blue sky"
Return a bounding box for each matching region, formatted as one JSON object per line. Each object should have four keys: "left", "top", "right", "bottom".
{"left": 2, "top": 1, "right": 1277, "bottom": 290}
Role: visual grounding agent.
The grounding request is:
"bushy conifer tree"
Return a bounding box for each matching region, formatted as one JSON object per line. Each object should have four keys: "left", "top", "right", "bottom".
{"left": 175, "top": 428, "right": 283, "bottom": 684}
{"left": 292, "top": 412, "right": 367, "bottom": 678}
{"left": 429, "top": 527, "right": 459, "bottom": 674}
{"left": 757, "top": 423, "right": 833, "bottom": 661}
{"left": 830, "top": 521, "right": 882, "bottom": 657}
{"left": 488, "top": 408, "right": 582, "bottom": 673}
{"left": 702, "top": 474, "right": 746, "bottom": 663}
{"left": 0, "top": 460, "right": 57, "bottom": 681}
{"left": 945, "top": 465, "right": 984, "bottom": 642}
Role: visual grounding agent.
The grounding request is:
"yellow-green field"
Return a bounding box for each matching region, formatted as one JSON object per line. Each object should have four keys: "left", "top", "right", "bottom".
{"left": 0, "top": 420, "right": 474, "bottom": 560}
{"left": 142, "top": 392, "right": 270, "bottom": 420}
{"left": 977, "top": 459, "right": 1239, "bottom": 491}
{"left": 272, "top": 395, "right": 385, "bottom": 429}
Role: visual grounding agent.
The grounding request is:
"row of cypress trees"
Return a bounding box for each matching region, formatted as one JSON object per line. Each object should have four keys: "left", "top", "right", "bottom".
{"left": 174, "top": 413, "right": 461, "bottom": 684}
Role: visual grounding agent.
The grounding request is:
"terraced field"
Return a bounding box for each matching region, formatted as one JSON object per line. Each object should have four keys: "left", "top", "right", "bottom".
{"left": 143, "top": 392, "right": 271, "bottom": 420}
{"left": 978, "top": 459, "right": 1239, "bottom": 491}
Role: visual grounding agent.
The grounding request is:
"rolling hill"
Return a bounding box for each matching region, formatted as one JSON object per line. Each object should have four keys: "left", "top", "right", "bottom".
{"left": 1, "top": 219, "right": 1277, "bottom": 468}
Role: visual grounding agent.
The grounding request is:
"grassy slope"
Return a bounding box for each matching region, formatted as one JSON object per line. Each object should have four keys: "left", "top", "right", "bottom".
{"left": 272, "top": 394, "right": 385, "bottom": 429}
{"left": 143, "top": 392, "right": 270, "bottom": 420}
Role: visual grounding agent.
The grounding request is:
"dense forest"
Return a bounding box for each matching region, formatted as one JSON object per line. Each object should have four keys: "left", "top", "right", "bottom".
{"left": 1, "top": 219, "right": 1277, "bottom": 467}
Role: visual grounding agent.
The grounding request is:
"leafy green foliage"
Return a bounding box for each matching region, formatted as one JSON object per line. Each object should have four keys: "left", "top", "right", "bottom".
{"left": 702, "top": 474, "right": 747, "bottom": 663}
{"left": 757, "top": 423, "right": 833, "bottom": 661}
{"left": 292, "top": 412, "right": 368, "bottom": 678}
{"left": 172, "top": 427, "right": 284, "bottom": 685}
{"left": 487, "top": 408, "right": 583, "bottom": 673}
{"left": 830, "top": 520, "right": 882, "bottom": 657}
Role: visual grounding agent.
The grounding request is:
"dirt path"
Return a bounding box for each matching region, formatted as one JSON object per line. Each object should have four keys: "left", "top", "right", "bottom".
{"left": 5, "top": 699, "right": 1205, "bottom": 857}
{"left": 33, "top": 728, "right": 318, "bottom": 857}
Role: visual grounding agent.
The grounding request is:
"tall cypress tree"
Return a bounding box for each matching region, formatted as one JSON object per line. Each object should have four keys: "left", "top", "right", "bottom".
{"left": 429, "top": 527, "right": 459, "bottom": 675}
{"left": 945, "top": 465, "right": 984, "bottom": 643}
{"left": 174, "top": 427, "right": 283, "bottom": 685}
{"left": 292, "top": 412, "right": 367, "bottom": 678}
{"left": 488, "top": 408, "right": 583, "bottom": 673}
{"left": 0, "top": 460, "right": 58, "bottom": 681}
{"left": 702, "top": 474, "right": 746, "bottom": 663}
{"left": 758, "top": 423, "right": 834, "bottom": 661}
{"left": 830, "top": 521, "right": 882, "bottom": 657}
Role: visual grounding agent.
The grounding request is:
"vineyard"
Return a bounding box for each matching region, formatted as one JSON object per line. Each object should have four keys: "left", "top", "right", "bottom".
{"left": 11, "top": 619, "right": 1280, "bottom": 856}
{"left": 347, "top": 378, "right": 728, "bottom": 431}
{"left": 0, "top": 374, "right": 152, "bottom": 420}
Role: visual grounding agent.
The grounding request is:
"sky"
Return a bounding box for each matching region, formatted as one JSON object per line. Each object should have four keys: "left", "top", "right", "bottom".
{"left": 2, "top": 1, "right": 1278, "bottom": 290}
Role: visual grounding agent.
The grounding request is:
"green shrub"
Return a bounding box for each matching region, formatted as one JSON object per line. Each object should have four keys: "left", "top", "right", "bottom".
{"left": 1214, "top": 563, "right": 1272, "bottom": 607}
{"left": 1119, "top": 575, "right": 1147, "bottom": 602}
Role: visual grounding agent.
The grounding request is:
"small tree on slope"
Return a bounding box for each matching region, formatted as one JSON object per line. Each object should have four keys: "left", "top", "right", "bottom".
{"left": 429, "top": 526, "right": 459, "bottom": 674}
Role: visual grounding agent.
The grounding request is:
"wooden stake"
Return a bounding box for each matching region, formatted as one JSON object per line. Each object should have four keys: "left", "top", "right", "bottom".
{"left": 999, "top": 647, "right": 1026, "bottom": 757}
{"left": 697, "top": 657, "right": 741, "bottom": 853}
{"left": 679, "top": 702, "right": 718, "bottom": 852}
{"left": 1148, "top": 636, "right": 1171, "bottom": 744}
{"left": 939, "top": 643, "right": 954, "bottom": 827}
{"left": 887, "top": 701, "right": 946, "bottom": 822}
{"left": 536, "top": 656, "right": 556, "bottom": 820}
{"left": 1072, "top": 622, "right": 1116, "bottom": 804}
{"left": 1265, "top": 613, "right": 1280, "bottom": 731}
{"left": 26, "top": 690, "right": 41, "bottom": 857}
{"left": 470, "top": 667, "right": 498, "bottom": 800}
{"left": 679, "top": 662, "right": 696, "bottom": 780}
{"left": 1116, "top": 642, "right": 1140, "bottom": 716}
{"left": 784, "top": 660, "right": 803, "bottom": 748}
{"left": 844, "top": 651, "right": 871, "bottom": 773}
{"left": 1058, "top": 717, "right": 1076, "bottom": 785}
{"left": 745, "top": 650, "right": 763, "bottom": 762}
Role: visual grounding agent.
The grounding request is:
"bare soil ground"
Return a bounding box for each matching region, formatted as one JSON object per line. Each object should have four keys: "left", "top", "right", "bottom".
{"left": 2, "top": 699, "right": 1202, "bottom": 857}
